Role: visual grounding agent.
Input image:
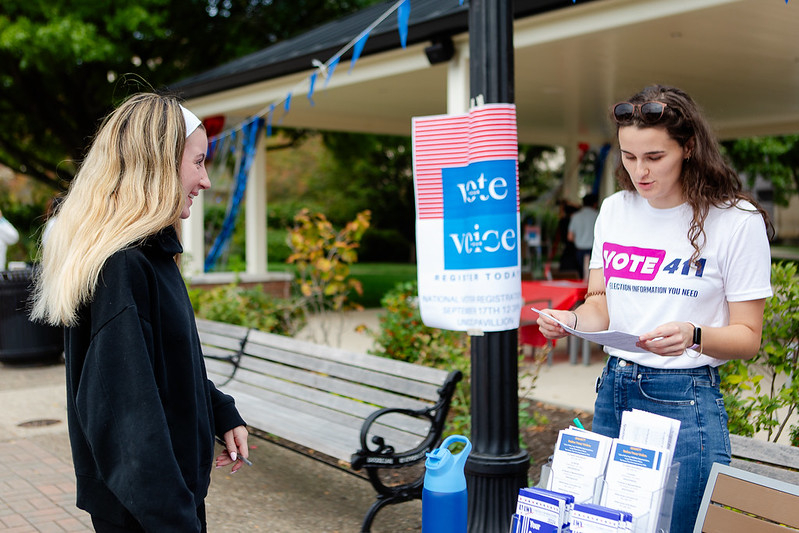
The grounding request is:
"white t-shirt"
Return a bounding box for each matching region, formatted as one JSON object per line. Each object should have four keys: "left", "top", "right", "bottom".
{"left": 589, "top": 191, "right": 772, "bottom": 369}
{"left": 568, "top": 206, "right": 599, "bottom": 250}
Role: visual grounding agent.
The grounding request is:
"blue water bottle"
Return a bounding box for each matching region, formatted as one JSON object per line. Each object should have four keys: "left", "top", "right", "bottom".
{"left": 422, "top": 435, "right": 472, "bottom": 533}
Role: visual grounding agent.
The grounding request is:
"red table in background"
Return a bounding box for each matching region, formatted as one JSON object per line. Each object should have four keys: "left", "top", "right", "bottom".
{"left": 519, "top": 280, "right": 587, "bottom": 348}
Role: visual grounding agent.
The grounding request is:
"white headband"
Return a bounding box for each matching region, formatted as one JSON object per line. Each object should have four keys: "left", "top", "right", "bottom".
{"left": 180, "top": 104, "right": 202, "bottom": 137}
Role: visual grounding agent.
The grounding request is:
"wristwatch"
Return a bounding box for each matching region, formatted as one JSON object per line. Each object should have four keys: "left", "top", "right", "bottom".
{"left": 689, "top": 323, "right": 702, "bottom": 351}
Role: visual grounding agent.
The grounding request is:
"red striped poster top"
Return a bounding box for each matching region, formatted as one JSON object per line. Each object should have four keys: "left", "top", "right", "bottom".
{"left": 412, "top": 104, "right": 519, "bottom": 219}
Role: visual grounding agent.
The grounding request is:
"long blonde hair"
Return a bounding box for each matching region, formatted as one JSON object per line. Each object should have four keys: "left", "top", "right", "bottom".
{"left": 31, "top": 93, "right": 187, "bottom": 326}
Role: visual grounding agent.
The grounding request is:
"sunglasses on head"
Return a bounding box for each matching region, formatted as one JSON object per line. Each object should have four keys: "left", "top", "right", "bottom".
{"left": 612, "top": 101, "right": 668, "bottom": 124}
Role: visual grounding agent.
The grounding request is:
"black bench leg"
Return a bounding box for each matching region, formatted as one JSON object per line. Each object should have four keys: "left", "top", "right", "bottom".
{"left": 360, "top": 494, "right": 395, "bottom": 533}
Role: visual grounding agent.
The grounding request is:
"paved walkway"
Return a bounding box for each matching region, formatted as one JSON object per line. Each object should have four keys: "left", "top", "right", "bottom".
{"left": 0, "top": 309, "right": 604, "bottom": 532}
{"left": 0, "top": 364, "right": 92, "bottom": 532}
{"left": 0, "top": 439, "right": 90, "bottom": 532}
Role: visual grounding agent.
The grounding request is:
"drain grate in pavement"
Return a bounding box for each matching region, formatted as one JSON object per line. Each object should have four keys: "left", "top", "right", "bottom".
{"left": 17, "top": 419, "right": 62, "bottom": 428}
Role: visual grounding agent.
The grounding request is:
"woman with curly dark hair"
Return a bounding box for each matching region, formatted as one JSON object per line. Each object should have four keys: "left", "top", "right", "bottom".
{"left": 537, "top": 85, "right": 772, "bottom": 532}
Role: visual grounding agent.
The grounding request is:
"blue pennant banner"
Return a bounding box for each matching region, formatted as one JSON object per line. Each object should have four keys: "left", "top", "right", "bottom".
{"left": 308, "top": 72, "right": 318, "bottom": 106}
{"left": 324, "top": 56, "right": 340, "bottom": 88}
{"left": 398, "top": 0, "right": 411, "bottom": 48}
{"left": 349, "top": 30, "right": 370, "bottom": 72}
{"left": 205, "top": 118, "right": 265, "bottom": 271}
{"left": 266, "top": 104, "right": 275, "bottom": 137}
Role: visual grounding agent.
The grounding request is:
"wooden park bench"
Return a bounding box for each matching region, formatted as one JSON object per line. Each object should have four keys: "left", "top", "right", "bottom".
{"left": 196, "top": 318, "right": 463, "bottom": 532}
{"left": 729, "top": 433, "right": 799, "bottom": 485}
{"left": 693, "top": 435, "right": 799, "bottom": 532}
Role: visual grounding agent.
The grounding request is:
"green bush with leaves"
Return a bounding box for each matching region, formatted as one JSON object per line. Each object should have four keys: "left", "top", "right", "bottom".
{"left": 286, "top": 208, "right": 370, "bottom": 345}
{"left": 188, "top": 282, "right": 305, "bottom": 337}
{"left": 365, "top": 281, "right": 471, "bottom": 435}
{"left": 365, "top": 281, "right": 549, "bottom": 443}
{"left": 720, "top": 261, "right": 799, "bottom": 445}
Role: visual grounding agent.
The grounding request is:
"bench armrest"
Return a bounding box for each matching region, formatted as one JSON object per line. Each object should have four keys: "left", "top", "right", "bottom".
{"left": 351, "top": 406, "right": 438, "bottom": 470}
{"left": 351, "top": 369, "right": 463, "bottom": 470}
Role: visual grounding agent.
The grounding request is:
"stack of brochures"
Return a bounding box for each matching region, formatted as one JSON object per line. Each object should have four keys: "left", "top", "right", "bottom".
{"left": 512, "top": 487, "right": 573, "bottom": 533}
{"left": 571, "top": 502, "right": 633, "bottom": 532}
{"left": 548, "top": 426, "right": 614, "bottom": 503}
{"left": 600, "top": 410, "right": 680, "bottom": 533}
{"left": 510, "top": 409, "right": 681, "bottom": 533}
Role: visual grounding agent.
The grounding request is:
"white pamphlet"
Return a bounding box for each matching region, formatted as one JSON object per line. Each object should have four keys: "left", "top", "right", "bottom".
{"left": 548, "top": 427, "right": 613, "bottom": 503}
{"left": 601, "top": 440, "right": 671, "bottom": 533}
{"left": 530, "top": 308, "right": 648, "bottom": 353}
{"left": 619, "top": 409, "right": 681, "bottom": 466}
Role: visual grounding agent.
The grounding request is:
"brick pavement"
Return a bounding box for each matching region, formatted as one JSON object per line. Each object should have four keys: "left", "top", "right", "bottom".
{"left": 0, "top": 439, "right": 91, "bottom": 532}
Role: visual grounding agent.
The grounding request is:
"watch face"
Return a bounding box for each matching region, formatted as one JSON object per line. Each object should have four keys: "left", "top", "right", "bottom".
{"left": 693, "top": 327, "right": 702, "bottom": 345}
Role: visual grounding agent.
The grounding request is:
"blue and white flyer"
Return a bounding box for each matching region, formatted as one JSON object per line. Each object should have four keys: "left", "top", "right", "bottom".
{"left": 548, "top": 427, "right": 613, "bottom": 503}
{"left": 515, "top": 487, "right": 572, "bottom": 533}
{"left": 571, "top": 502, "right": 631, "bottom": 533}
{"left": 601, "top": 440, "right": 671, "bottom": 533}
{"left": 619, "top": 409, "right": 681, "bottom": 466}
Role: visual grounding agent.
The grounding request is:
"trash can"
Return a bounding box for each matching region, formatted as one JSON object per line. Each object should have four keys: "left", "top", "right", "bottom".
{"left": 0, "top": 268, "right": 63, "bottom": 364}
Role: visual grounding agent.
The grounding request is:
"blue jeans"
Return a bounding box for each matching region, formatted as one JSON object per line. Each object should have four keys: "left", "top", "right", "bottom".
{"left": 592, "top": 357, "right": 731, "bottom": 533}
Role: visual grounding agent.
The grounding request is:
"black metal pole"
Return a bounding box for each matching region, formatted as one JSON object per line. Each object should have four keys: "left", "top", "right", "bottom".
{"left": 465, "top": 1, "right": 529, "bottom": 532}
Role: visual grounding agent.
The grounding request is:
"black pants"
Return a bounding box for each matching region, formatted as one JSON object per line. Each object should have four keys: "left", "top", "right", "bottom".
{"left": 91, "top": 503, "right": 207, "bottom": 533}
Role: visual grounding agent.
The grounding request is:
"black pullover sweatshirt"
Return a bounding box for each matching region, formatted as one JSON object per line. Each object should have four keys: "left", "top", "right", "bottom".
{"left": 64, "top": 227, "right": 245, "bottom": 531}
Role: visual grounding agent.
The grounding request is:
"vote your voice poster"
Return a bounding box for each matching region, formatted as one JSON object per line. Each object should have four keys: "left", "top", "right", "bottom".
{"left": 412, "top": 103, "right": 522, "bottom": 333}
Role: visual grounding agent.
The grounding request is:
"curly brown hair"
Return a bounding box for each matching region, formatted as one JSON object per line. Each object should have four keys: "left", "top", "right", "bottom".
{"left": 612, "top": 85, "right": 772, "bottom": 264}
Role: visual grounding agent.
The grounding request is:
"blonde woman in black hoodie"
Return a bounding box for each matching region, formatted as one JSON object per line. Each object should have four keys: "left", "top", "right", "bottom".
{"left": 32, "top": 93, "right": 248, "bottom": 532}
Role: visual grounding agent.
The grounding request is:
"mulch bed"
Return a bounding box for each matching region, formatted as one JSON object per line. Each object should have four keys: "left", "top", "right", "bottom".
{"left": 522, "top": 401, "right": 594, "bottom": 485}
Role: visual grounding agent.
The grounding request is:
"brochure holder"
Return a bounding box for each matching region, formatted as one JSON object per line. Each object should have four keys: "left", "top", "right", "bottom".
{"left": 536, "top": 461, "right": 604, "bottom": 504}
{"left": 638, "top": 461, "right": 679, "bottom": 533}
{"left": 528, "top": 461, "right": 680, "bottom": 533}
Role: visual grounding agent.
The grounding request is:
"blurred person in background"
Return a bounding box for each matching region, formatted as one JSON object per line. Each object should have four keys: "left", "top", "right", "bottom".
{"left": 0, "top": 207, "right": 20, "bottom": 270}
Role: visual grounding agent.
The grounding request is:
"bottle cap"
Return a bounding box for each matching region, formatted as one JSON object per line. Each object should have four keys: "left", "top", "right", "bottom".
{"left": 424, "top": 435, "right": 472, "bottom": 492}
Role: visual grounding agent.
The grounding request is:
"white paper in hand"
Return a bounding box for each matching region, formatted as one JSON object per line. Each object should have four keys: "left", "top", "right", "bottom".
{"left": 530, "top": 307, "right": 648, "bottom": 353}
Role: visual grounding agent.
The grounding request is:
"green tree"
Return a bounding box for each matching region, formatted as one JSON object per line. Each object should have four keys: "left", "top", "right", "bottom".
{"left": 0, "top": 0, "right": 377, "bottom": 191}
{"left": 722, "top": 135, "right": 799, "bottom": 206}
{"left": 316, "top": 132, "right": 415, "bottom": 261}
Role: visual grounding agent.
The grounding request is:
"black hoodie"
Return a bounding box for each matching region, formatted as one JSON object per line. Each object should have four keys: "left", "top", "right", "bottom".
{"left": 64, "top": 226, "right": 245, "bottom": 531}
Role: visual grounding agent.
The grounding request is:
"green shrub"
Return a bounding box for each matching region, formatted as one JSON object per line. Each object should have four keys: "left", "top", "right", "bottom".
{"left": 188, "top": 282, "right": 305, "bottom": 336}
{"left": 267, "top": 227, "right": 292, "bottom": 263}
{"left": 365, "top": 280, "right": 471, "bottom": 436}
{"left": 720, "top": 261, "right": 799, "bottom": 445}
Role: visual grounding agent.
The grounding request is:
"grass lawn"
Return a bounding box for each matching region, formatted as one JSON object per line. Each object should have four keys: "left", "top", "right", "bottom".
{"left": 268, "top": 262, "right": 417, "bottom": 308}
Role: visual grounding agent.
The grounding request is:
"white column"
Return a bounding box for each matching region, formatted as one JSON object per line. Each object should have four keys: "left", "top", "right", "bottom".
{"left": 246, "top": 131, "right": 267, "bottom": 275}
{"left": 181, "top": 190, "right": 205, "bottom": 277}
{"left": 562, "top": 140, "right": 581, "bottom": 204}
{"left": 447, "top": 39, "right": 470, "bottom": 115}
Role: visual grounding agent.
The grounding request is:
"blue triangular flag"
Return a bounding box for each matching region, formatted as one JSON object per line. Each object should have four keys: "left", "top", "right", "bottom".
{"left": 308, "top": 72, "right": 318, "bottom": 106}
{"left": 349, "top": 30, "right": 370, "bottom": 73}
{"left": 266, "top": 104, "right": 275, "bottom": 137}
{"left": 278, "top": 93, "right": 292, "bottom": 125}
{"left": 324, "top": 56, "right": 340, "bottom": 88}
{"left": 398, "top": 0, "right": 411, "bottom": 48}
